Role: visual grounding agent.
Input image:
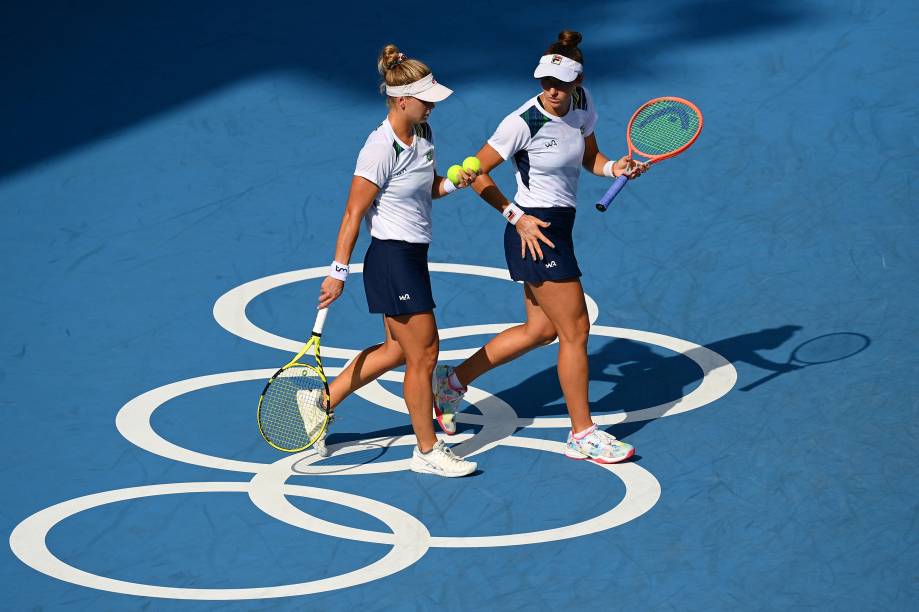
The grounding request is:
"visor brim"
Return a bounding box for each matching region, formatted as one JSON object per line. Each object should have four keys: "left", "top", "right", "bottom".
{"left": 413, "top": 83, "right": 453, "bottom": 102}
{"left": 533, "top": 64, "right": 580, "bottom": 83}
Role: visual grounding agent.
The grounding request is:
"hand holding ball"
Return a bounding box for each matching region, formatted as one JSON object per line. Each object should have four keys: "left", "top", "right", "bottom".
{"left": 446, "top": 157, "right": 481, "bottom": 190}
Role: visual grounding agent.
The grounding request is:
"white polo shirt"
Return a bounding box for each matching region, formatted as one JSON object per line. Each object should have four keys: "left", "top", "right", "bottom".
{"left": 354, "top": 118, "right": 436, "bottom": 244}
{"left": 487, "top": 86, "right": 598, "bottom": 209}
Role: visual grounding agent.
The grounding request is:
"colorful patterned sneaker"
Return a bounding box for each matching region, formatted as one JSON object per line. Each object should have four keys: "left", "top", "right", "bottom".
{"left": 433, "top": 364, "right": 465, "bottom": 435}
{"left": 564, "top": 425, "right": 635, "bottom": 464}
{"left": 312, "top": 412, "right": 335, "bottom": 458}
{"left": 410, "top": 440, "right": 477, "bottom": 477}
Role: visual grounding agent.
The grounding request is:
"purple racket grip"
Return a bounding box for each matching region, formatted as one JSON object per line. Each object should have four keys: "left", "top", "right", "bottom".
{"left": 595, "top": 175, "right": 629, "bottom": 211}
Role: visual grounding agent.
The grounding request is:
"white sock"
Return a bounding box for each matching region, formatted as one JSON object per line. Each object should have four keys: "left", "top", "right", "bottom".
{"left": 573, "top": 424, "right": 596, "bottom": 439}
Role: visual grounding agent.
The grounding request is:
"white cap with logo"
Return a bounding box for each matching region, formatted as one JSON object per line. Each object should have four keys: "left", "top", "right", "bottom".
{"left": 533, "top": 54, "right": 583, "bottom": 83}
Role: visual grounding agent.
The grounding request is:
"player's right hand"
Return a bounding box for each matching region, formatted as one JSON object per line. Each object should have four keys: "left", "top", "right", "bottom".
{"left": 516, "top": 215, "right": 555, "bottom": 261}
{"left": 318, "top": 276, "right": 344, "bottom": 309}
{"left": 456, "top": 168, "right": 478, "bottom": 188}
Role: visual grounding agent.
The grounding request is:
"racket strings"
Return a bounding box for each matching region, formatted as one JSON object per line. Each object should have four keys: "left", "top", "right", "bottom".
{"left": 792, "top": 333, "right": 869, "bottom": 364}
{"left": 259, "top": 366, "right": 328, "bottom": 450}
{"left": 630, "top": 100, "right": 701, "bottom": 157}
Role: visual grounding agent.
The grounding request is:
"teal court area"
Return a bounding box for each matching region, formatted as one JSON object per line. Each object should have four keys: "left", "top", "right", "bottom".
{"left": 2, "top": 1, "right": 917, "bottom": 609}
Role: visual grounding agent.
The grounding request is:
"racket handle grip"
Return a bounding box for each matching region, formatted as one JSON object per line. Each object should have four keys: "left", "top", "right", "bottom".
{"left": 313, "top": 307, "right": 329, "bottom": 335}
{"left": 596, "top": 175, "right": 629, "bottom": 211}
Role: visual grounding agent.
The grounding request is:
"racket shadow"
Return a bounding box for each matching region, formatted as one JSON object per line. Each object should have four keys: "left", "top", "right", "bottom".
{"left": 737, "top": 332, "right": 871, "bottom": 392}
{"left": 315, "top": 424, "right": 414, "bottom": 451}
{"left": 494, "top": 325, "right": 868, "bottom": 439}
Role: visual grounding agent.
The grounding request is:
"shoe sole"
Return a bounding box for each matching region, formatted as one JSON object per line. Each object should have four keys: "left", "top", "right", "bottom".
{"left": 564, "top": 448, "right": 635, "bottom": 464}
{"left": 433, "top": 401, "right": 458, "bottom": 436}
{"left": 410, "top": 462, "right": 475, "bottom": 477}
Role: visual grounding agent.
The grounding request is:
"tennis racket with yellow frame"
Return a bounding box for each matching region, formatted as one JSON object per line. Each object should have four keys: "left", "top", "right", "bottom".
{"left": 257, "top": 307, "right": 331, "bottom": 452}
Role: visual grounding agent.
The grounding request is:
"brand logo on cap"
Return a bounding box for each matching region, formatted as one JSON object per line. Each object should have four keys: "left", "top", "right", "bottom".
{"left": 551, "top": 55, "right": 562, "bottom": 65}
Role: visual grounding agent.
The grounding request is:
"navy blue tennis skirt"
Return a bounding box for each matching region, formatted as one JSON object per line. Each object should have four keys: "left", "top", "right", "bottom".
{"left": 362, "top": 238, "right": 436, "bottom": 316}
{"left": 504, "top": 205, "right": 582, "bottom": 284}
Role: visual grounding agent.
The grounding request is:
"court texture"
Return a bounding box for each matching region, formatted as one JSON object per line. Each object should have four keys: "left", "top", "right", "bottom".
{"left": 2, "top": 1, "right": 916, "bottom": 610}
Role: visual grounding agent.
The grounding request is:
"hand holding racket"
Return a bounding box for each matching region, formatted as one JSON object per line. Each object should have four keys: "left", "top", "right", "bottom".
{"left": 739, "top": 332, "right": 870, "bottom": 392}
{"left": 257, "top": 308, "right": 331, "bottom": 452}
{"left": 596, "top": 97, "right": 703, "bottom": 211}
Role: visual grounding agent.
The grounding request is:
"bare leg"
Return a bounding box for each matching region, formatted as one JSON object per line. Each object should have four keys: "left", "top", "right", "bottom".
{"left": 528, "top": 279, "right": 592, "bottom": 432}
{"left": 328, "top": 317, "right": 405, "bottom": 410}
{"left": 385, "top": 311, "right": 439, "bottom": 452}
{"left": 453, "top": 283, "right": 558, "bottom": 386}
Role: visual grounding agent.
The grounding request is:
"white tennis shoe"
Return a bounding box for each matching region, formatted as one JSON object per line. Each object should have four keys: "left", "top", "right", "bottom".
{"left": 312, "top": 412, "right": 335, "bottom": 457}
{"left": 410, "top": 440, "right": 476, "bottom": 477}
{"left": 296, "top": 388, "right": 330, "bottom": 455}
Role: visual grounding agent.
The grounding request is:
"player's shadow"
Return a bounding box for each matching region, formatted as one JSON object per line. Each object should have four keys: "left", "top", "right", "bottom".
{"left": 311, "top": 324, "right": 866, "bottom": 455}
{"left": 318, "top": 423, "right": 414, "bottom": 457}
{"left": 481, "top": 324, "right": 812, "bottom": 440}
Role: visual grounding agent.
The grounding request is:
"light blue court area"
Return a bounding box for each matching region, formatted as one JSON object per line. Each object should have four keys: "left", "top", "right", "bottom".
{"left": 2, "top": 1, "right": 917, "bottom": 609}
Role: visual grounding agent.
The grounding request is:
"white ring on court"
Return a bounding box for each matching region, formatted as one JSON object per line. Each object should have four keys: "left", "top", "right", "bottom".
{"left": 9, "top": 481, "right": 429, "bottom": 600}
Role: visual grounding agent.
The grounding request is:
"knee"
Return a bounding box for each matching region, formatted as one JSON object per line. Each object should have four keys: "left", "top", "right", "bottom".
{"left": 382, "top": 339, "right": 406, "bottom": 364}
{"left": 557, "top": 317, "right": 589, "bottom": 346}
{"left": 526, "top": 322, "right": 558, "bottom": 347}
{"left": 405, "top": 341, "right": 439, "bottom": 374}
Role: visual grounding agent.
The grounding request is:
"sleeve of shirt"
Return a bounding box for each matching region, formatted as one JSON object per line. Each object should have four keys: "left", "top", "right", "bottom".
{"left": 487, "top": 114, "right": 530, "bottom": 160}
{"left": 582, "top": 88, "right": 598, "bottom": 137}
{"left": 353, "top": 136, "right": 394, "bottom": 188}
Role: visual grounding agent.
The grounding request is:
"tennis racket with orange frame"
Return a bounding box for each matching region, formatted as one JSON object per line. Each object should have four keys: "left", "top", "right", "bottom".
{"left": 596, "top": 97, "right": 703, "bottom": 211}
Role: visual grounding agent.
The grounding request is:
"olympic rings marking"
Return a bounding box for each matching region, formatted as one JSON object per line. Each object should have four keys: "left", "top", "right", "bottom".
{"left": 10, "top": 263, "right": 737, "bottom": 600}
{"left": 9, "top": 481, "right": 429, "bottom": 600}
{"left": 212, "top": 263, "right": 600, "bottom": 361}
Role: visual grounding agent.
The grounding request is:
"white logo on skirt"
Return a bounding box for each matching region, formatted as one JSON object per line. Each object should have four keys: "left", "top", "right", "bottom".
{"left": 399, "top": 293, "right": 411, "bottom": 301}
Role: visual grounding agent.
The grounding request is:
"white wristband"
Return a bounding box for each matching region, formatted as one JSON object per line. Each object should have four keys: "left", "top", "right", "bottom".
{"left": 442, "top": 178, "right": 458, "bottom": 194}
{"left": 502, "top": 202, "right": 525, "bottom": 225}
{"left": 603, "top": 160, "right": 616, "bottom": 178}
{"left": 329, "top": 261, "right": 349, "bottom": 281}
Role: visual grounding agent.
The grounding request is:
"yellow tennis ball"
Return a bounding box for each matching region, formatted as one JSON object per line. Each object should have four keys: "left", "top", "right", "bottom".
{"left": 447, "top": 164, "right": 463, "bottom": 186}
{"left": 462, "top": 156, "right": 481, "bottom": 173}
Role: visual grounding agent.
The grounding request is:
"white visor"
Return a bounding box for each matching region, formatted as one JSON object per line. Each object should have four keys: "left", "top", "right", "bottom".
{"left": 385, "top": 73, "right": 453, "bottom": 102}
{"left": 533, "top": 54, "right": 583, "bottom": 82}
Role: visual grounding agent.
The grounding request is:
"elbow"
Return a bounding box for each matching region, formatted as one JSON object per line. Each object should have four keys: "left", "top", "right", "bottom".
{"left": 343, "top": 203, "right": 369, "bottom": 222}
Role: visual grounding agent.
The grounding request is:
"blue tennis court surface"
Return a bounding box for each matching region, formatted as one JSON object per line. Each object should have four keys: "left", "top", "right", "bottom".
{"left": 2, "top": 1, "right": 917, "bottom": 609}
